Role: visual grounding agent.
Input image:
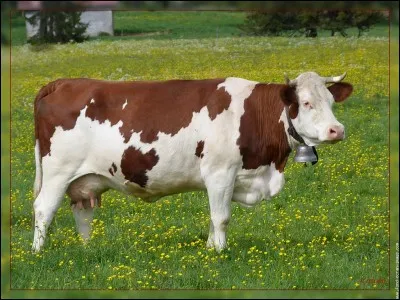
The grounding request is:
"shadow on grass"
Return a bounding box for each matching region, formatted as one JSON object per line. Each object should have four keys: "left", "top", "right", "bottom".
{"left": 114, "top": 29, "right": 172, "bottom": 37}
{"left": 28, "top": 43, "right": 55, "bottom": 52}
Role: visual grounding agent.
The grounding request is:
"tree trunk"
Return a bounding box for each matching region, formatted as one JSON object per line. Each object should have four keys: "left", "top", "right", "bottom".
{"left": 306, "top": 27, "right": 317, "bottom": 37}
{"left": 38, "top": 12, "right": 47, "bottom": 41}
{"left": 49, "top": 14, "right": 54, "bottom": 42}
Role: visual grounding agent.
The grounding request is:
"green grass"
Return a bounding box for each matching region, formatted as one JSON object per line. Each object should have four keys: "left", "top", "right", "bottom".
{"left": 9, "top": 12, "right": 390, "bottom": 291}
{"left": 111, "top": 11, "right": 246, "bottom": 40}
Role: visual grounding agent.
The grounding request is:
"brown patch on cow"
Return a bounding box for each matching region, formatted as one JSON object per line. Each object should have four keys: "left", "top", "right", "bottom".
{"left": 280, "top": 85, "right": 297, "bottom": 106}
{"left": 207, "top": 88, "right": 231, "bottom": 120}
{"left": 289, "top": 102, "right": 299, "bottom": 119}
{"left": 280, "top": 85, "right": 299, "bottom": 119}
{"left": 328, "top": 82, "right": 353, "bottom": 102}
{"left": 84, "top": 79, "right": 231, "bottom": 144}
{"left": 195, "top": 141, "right": 205, "bottom": 158}
{"left": 108, "top": 163, "right": 117, "bottom": 176}
{"left": 35, "top": 78, "right": 232, "bottom": 158}
{"left": 237, "top": 84, "right": 292, "bottom": 172}
{"left": 120, "top": 146, "right": 159, "bottom": 188}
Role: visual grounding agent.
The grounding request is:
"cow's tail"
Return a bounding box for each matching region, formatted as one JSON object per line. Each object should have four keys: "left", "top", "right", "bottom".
{"left": 33, "top": 79, "right": 63, "bottom": 199}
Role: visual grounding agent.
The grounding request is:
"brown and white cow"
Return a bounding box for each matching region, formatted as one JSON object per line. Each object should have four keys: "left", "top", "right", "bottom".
{"left": 32, "top": 72, "right": 353, "bottom": 252}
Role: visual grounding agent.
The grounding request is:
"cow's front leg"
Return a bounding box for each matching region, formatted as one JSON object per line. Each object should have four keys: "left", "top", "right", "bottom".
{"left": 204, "top": 169, "right": 236, "bottom": 252}
{"left": 206, "top": 221, "right": 214, "bottom": 248}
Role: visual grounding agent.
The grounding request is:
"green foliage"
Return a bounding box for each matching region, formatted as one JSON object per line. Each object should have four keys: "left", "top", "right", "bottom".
{"left": 240, "top": 11, "right": 386, "bottom": 37}
{"left": 26, "top": 11, "right": 89, "bottom": 45}
{"left": 297, "top": 12, "right": 319, "bottom": 37}
{"left": 239, "top": 12, "right": 300, "bottom": 37}
{"left": 319, "top": 11, "right": 353, "bottom": 37}
{"left": 353, "top": 11, "right": 387, "bottom": 37}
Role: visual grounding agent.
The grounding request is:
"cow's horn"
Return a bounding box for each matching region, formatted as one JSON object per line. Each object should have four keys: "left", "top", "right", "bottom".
{"left": 322, "top": 72, "right": 346, "bottom": 83}
{"left": 284, "top": 73, "right": 296, "bottom": 86}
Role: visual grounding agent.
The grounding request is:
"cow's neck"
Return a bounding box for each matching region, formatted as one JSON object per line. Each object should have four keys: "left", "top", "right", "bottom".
{"left": 237, "top": 83, "right": 293, "bottom": 173}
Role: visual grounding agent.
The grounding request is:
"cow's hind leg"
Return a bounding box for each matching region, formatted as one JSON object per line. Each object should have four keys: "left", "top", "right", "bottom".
{"left": 32, "top": 177, "right": 69, "bottom": 252}
{"left": 71, "top": 192, "right": 100, "bottom": 241}
{"left": 72, "top": 204, "right": 94, "bottom": 242}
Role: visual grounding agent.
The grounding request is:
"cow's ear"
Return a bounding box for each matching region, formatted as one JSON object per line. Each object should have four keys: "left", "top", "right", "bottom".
{"left": 328, "top": 82, "right": 353, "bottom": 103}
{"left": 280, "top": 85, "right": 297, "bottom": 106}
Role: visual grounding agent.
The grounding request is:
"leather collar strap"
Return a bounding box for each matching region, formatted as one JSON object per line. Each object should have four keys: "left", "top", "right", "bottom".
{"left": 285, "top": 106, "right": 318, "bottom": 165}
{"left": 285, "top": 105, "right": 305, "bottom": 144}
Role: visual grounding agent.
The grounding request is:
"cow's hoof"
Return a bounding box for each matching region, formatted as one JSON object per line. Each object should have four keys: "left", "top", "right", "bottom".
{"left": 31, "top": 244, "right": 42, "bottom": 253}
{"left": 206, "top": 238, "right": 214, "bottom": 249}
{"left": 213, "top": 242, "right": 227, "bottom": 253}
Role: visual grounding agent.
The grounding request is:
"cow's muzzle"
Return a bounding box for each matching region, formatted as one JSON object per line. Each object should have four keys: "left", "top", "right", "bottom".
{"left": 326, "top": 125, "right": 345, "bottom": 142}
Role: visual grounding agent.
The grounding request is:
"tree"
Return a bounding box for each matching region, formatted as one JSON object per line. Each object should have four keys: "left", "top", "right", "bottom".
{"left": 239, "top": 10, "right": 386, "bottom": 38}
{"left": 26, "top": 11, "right": 89, "bottom": 44}
{"left": 319, "top": 11, "right": 353, "bottom": 37}
{"left": 352, "top": 11, "right": 385, "bottom": 37}
{"left": 297, "top": 12, "right": 319, "bottom": 37}
{"left": 239, "top": 12, "right": 300, "bottom": 37}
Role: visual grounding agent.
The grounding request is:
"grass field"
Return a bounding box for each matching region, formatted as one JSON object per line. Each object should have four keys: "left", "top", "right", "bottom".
{"left": 9, "top": 11, "right": 390, "bottom": 291}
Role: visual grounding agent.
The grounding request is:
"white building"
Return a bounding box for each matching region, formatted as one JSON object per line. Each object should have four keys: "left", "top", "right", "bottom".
{"left": 25, "top": 10, "right": 114, "bottom": 38}
{"left": 18, "top": 1, "right": 118, "bottom": 39}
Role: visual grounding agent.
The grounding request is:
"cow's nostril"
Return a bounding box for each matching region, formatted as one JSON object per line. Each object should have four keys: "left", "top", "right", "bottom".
{"left": 328, "top": 125, "right": 344, "bottom": 140}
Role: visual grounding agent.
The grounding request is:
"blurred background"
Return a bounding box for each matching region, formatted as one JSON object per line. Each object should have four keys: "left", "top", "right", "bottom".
{"left": 1, "top": 1, "right": 399, "bottom": 46}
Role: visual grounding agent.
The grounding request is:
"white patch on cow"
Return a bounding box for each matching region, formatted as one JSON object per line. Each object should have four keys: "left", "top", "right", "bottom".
{"left": 233, "top": 163, "right": 284, "bottom": 208}
{"left": 33, "top": 139, "right": 42, "bottom": 198}
{"left": 43, "top": 106, "right": 126, "bottom": 185}
{"left": 90, "top": 99, "right": 95, "bottom": 104}
{"left": 217, "top": 77, "right": 258, "bottom": 105}
{"left": 122, "top": 99, "right": 128, "bottom": 110}
{"left": 268, "top": 164, "right": 285, "bottom": 197}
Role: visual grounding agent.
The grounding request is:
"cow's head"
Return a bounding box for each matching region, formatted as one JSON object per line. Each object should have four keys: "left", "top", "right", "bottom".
{"left": 281, "top": 72, "right": 353, "bottom": 146}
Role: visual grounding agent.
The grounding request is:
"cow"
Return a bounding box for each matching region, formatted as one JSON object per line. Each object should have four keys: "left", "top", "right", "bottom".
{"left": 32, "top": 71, "right": 353, "bottom": 252}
